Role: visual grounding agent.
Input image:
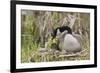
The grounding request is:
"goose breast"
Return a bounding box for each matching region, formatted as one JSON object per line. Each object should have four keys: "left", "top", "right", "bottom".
{"left": 61, "top": 34, "right": 82, "bottom": 53}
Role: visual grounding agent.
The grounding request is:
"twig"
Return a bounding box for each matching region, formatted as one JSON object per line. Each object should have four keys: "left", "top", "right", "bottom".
{"left": 59, "top": 49, "right": 87, "bottom": 57}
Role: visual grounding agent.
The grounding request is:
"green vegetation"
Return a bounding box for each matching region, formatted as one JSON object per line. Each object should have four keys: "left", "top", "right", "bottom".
{"left": 21, "top": 10, "right": 90, "bottom": 63}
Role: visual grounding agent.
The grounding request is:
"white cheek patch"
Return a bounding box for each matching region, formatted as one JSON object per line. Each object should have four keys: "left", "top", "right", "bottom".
{"left": 57, "top": 29, "right": 61, "bottom": 36}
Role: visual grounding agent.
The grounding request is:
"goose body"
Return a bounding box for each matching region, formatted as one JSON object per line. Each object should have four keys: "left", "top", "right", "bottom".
{"left": 60, "top": 34, "right": 82, "bottom": 53}
{"left": 56, "top": 29, "right": 82, "bottom": 53}
{"left": 52, "top": 26, "right": 82, "bottom": 53}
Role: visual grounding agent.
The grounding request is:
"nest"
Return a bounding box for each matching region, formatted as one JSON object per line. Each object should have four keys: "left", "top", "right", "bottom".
{"left": 30, "top": 48, "right": 88, "bottom": 62}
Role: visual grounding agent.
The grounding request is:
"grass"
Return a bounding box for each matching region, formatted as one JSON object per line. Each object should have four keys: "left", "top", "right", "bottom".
{"left": 21, "top": 35, "right": 90, "bottom": 63}
{"left": 21, "top": 42, "right": 40, "bottom": 63}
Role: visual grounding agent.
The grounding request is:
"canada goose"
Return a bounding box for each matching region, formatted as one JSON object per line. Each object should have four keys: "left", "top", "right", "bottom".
{"left": 54, "top": 26, "right": 82, "bottom": 53}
